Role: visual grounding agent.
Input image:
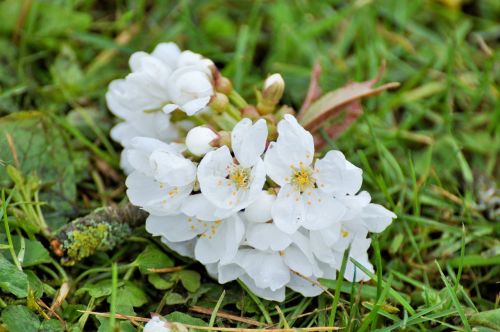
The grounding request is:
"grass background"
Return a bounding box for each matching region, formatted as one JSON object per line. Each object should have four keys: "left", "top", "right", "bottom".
{"left": 0, "top": 0, "right": 499, "bottom": 331}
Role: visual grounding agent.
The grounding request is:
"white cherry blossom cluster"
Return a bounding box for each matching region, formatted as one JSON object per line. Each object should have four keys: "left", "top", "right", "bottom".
{"left": 107, "top": 43, "right": 396, "bottom": 302}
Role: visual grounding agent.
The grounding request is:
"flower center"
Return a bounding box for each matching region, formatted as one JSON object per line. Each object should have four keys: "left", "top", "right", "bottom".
{"left": 291, "top": 166, "right": 315, "bottom": 192}
{"left": 229, "top": 166, "right": 251, "bottom": 190}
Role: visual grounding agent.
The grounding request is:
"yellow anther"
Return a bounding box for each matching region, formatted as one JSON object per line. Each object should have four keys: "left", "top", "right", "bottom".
{"left": 291, "top": 166, "right": 315, "bottom": 192}
{"left": 229, "top": 166, "right": 251, "bottom": 189}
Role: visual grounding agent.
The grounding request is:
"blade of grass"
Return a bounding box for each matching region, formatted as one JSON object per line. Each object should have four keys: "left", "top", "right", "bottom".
{"left": 434, "top": 260, "right": 471, "bottom": 332}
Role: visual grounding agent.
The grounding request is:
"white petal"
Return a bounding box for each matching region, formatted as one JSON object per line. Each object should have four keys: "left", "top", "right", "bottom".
{"left": 360, "top": 203, "right": 396, "bottom": 233}
{"left": 284, "top": 232, "right": 321, "bottom": 277}
{"left": 301, "top": 190, "right": 345, "bottom": 230}
{"left": 287, "top": 273, "right": 324, "bottom": 297}
{"left": 218, "top": 262, "right": 245, "bottom": 284}
{"left": 231, "top": 118, "right": 268, "bottom": 168}
{"left": 239, "top": 274, "right": 286, "bottom": 302}
{"left": 152, "top": 42, "right": 181, "bottom": 68}
{"left": 272, "top": 184, "right": 305, "bottom": 234}
{"left": 110, "top": 122, "right": 137, "bottom": 147}
{"left": 146, "top": 214, "right": 201, "bottom": 242}
{"left": 344, "top": 255, "right": 373, "bottom": 282}
{"left": 276, "top": 114, "right": 314, "bottom": 167}
{"left": 315, "top": 150, "right": 363, "bottom": 195}
{"left": 119, "top": 149, "right": 134, "bottom": 175}
{"left": 309, "top": 230, "right": 338, "bottom": 265}
{"left": 162, "top": 103, "right": 179, "bottom": 114}
{"left": 195, "top": 215, "right": 244, "bottom": 264}
{"left": 238, "top": 250, "right": 290, "bottom": 291}
{"left": 246, "top": 222, "right": 291, "bottom": 251}
{"left": 205, "top": 263, "right": 219, "bottom": 279}
{"left": 181, "top": 96, "right": 211, "bottom": 116}
{"left": 198, "top": 145, "right": 233, "bottom": 179}
{"left": 337, "top": 191, "right": 371, "bottom": 221}
{"left": 263, "top": 142, "right": 293, "bottom": 186}
{"left": 197, "top": 146, "right": 237, "bottom": 208}
{"left": 144, "top": 316, "right": 170, "bottom": 332}
{"left": 160, "top": 237, "right": 195, "bottom": 259}
{"left": 149, "top": 150, "right": 196, "bottom": 187}
{"left": 181, "top": 194, "right": 231, "bottom": 221}
{"left": 126, "top": 137, "right": 175, "bottom": 175}
{"left": 244, "top": 191, "right": 276, "bottom": 223}
{"left": 126, "top": 171, "right": 190, "bottom": 216}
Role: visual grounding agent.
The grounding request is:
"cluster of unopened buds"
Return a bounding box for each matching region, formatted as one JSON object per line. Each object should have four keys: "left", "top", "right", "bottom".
{"left": 107, "top": 42, "right": 396, "bottom": 301}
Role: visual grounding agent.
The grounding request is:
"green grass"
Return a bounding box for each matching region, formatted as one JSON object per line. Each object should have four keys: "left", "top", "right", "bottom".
{"left": 1, "top": 0, "right": 499, "bottom": 331}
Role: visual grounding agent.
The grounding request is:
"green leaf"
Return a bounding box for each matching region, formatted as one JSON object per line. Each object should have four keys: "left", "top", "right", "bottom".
{"left": 0, "top": 255, "right": 28, "bottom": 298}
{"left": 26, "top": 270, "right": 44, "bottom": 298}
{"left": 165, "top": 311, "right": 207, "bottom": 327}
{"left": 39, "top": 319, "right": 65, "bottom": 332}
{"left": 108, "top": 281, "right": 148, "bottom": 308}
{"left": 0, "top": 235, "right": 51, "bottom": 267}
{"left": 77, "top": 279, "right": 113, "bottom": 298}
{"left": 0, "top": 111, "right": 88, "bottom": 228}
{"left": 469, "top": 309, "right": 500, "bottom": 330}
{"left": 1, "top": 305, "right": 40, "bottom": 332}
{"left": 166, "top": 292, "right": 187, "bottom": 305}
{"left": 135, "top": 244, "right": 174, "bottom": 274}
{"left": 177, "top": 270, "right": 201, "bottom": 293}
{"left": 147, "top": 273, "right": 174, "bottom": 290}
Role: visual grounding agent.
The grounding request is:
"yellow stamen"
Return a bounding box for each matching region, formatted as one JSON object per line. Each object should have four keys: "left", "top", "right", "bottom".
{"left": 291, "top": 166, "right": 315, "bottom": 192}
{"left": 229, "top": 166, "right": 251, "bottom": 189}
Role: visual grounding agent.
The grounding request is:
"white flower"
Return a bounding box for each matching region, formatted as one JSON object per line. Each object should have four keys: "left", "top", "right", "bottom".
{"left": 185, "top": 126, "right": 218, "bottom": 156}
{"left": 162, "top": 64, "right": 214, "bottom": 116}
{"left": 244, "top": 190, "right": 275, "bottom": 223}
{"left": 217, "top": 231, "right": 322, "bottom": 301}
{"left": 287, "top": 273, "right": 323, "bottom": 297}
{"left": 144, "top": 316, "right": 170, "bottom": 332}
{"left": 197, "top": 118, "right": 267, "bottom": 212}
{"left": 219, "top": 249, "right": 290, "bottom": 294}
{"left": 107, "top": 42, "right": 214, "bottom": 151}
{"left": 264, "top": 115, "right": 353, "bottom": 234}
{"left": 125, "top": 137, "right": 196, "bottom": 215}
{"left": 146, "top": 212, "right": 244, "bottom": 265}
{"left": 337, "top": 191, "right": 396, "bottom": 233}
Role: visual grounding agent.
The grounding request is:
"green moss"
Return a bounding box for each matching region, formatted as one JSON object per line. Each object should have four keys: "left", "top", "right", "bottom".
{"left": 64, "top": 223, "right": 108, "bottom": 264}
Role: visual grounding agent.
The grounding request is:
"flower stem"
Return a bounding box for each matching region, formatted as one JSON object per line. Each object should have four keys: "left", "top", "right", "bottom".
{"left": 227, "top": 105, "right": 242, "bottom": 121}
{"left": 229, "top": 90, "right": 248, "bottom": 109}
{"left": 2, "top": 190, "right": 22, "bottom": 271}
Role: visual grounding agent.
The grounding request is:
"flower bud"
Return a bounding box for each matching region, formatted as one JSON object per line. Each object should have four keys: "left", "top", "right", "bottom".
{"left": 241, "top": 105, "right": 260, "bottom": 120}
{"left": 215, "top": 76, "right": 233, "bottom": 95}
{"left": 257, "top": 74, "right": 285, "bottom": 115}
{"left": 244, "top": 191, "right": 276, "bottom": 223}
{"left": 209, "top": 92, "right": 229, "bottom": 113}
{"left": 210, "top": 131, "right": 231, "bottom": 148}
{"left": 185, "top": 126, "right": 218, "bottom": 156}
{"left": 263, "top": 74, "right": 285, "bottom": 102}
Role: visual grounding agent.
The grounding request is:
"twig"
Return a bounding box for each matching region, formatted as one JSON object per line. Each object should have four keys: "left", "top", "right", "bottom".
{"left": 78, "top": 311, "right": 341, "bottom": 331}
{"left": 291, "top": 270, "right": 334, "bottom": 298}
{"left": 189, "top": 306, "right": 264, "bottom": 327}
{"left": 148, "top": 266, "right": 186, "bottom": 273}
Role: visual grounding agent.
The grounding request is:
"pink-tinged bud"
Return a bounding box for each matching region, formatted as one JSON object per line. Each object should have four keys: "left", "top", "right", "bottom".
{"left": 257, "top": 74, "right": 285, "bottom": 115}
{"left": 210, "top": 93, "right": 229, "bottom": 113}
{"left": 210, "top": 131, "right": 231, "bottom": 148}
{"left": 215, "top": 76, "right": 233, "bottom": 95}
{"left": 241, "top": 106, "right": 260, "bottom": 119}
{"left": 186, "top": 126, "right": 218, "bottom": 156}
